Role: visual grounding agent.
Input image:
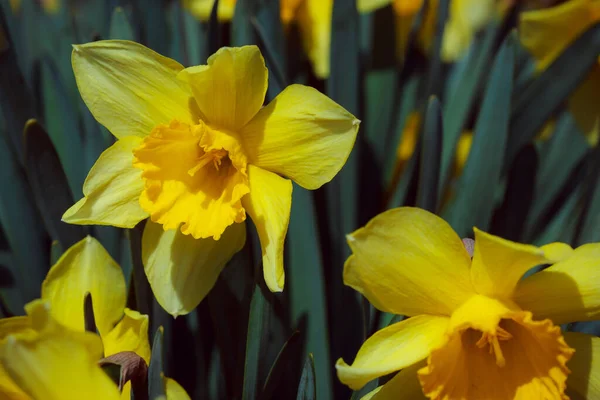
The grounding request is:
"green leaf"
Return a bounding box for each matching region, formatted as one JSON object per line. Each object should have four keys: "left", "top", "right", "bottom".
{"left": 83, "top": 292, "right": 98, "bottom": 334}
{"left": 39, "top": 58, "right": 86, "bottom": 195}
{"left": 416, "top": 97, "right": 442, "bottom": 212}
{"left": 242, "top": 284, "right": 270, "bottom": 400}
{"left": 23, "top": 120, "right": 86, "bottom": 250}
{"left": 523, "top": 112, "right": 589, "bottom": 239}
{"left": 421, "top": 0, "right": 449, "bottom": 101}
{"left": 0, "top": 4, "right": 35, "bottom": 161}
{"left": 576, "top": 145, "right": 600, "bottom": 244}
{"left": 49, "top": 240, "right": 63, "bottom": 265}
{"left": 109, "top": 7, "right": 135, "bottom": 41}
{"left": 128, "top": 222, "right": 152, "bottom": 317}
{"left": 287, "top": 186, "right": 333, "bottom": 400}
{"left": 260, "top": 330, "right": 303, "bottom": 400}
{"left": 296, "top": 354, "right": 316, "bottom": 400}
{"left": 148, "top": 326, "right": 166, "bottom": 399}
{"left": 207, "top": 0, "right": 222, "bottom": 57}
{"left": 100, "top": 362, "right": 122, "bottom": 388}
{"left": 507, "top": 22, "right": 600, "bottom": 165}
{"left": 0, "top": 119, "right": 48, "bottom": 314}
{"left": 439, "top": 20, "right": 500, "bottom": 193}
{"left": 443, "top": 36, "right": 514, "bottom": 237}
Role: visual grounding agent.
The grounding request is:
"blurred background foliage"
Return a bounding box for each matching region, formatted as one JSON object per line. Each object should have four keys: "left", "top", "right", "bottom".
{"left": 0, "top": 0, "right": 599, "bottom": 398}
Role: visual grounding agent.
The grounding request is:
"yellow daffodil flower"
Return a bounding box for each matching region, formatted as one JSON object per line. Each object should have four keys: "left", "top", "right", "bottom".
{"left": 62, "top": 41, "right": 359, "bottom": 316}
{"left": 0, "top": 301, "right": 189, "bottom": 400}
{"left": 336, "top": 207, "right": 600, "bottom": 399}
{"left": 358, "top": 0, "right": 503, "bottom": 62}
{"left": 182, "top": 0, "right": 332, "bottom": 78}
{"left": 9, "top": 0, "right": 60, "bottom": 14}
{"left": 41, "top": 236, "right": 151, "bottom": 366}
{"left": 0, "top": 300, "right": 122, "bottom": 400}
{"left": 519, "top": 0, "right": 600, "bottom": 147}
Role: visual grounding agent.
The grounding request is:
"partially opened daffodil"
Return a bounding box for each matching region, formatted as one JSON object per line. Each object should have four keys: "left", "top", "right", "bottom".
{"left": 0, "top": 237, "right": 190, "bottom": 400}
{"left": 41, "top": 236, "right": 151, "bottom": 366}
{"left": 1, "top": 300, "right": 121, "bottom": 400}
{"left": 519, "top": 0, "right": 600, "bottom": 146}
{"left": 62, "top": 41, "right": 358, "bottom": 316}
{"left": 182, "top": 0, "right": 333, "bottom": 78}
{"left": 336, "top": 207, "right": 600, "bottom": 399}
{"left": 0, "top": 301, "right": 189, "bottom": 400}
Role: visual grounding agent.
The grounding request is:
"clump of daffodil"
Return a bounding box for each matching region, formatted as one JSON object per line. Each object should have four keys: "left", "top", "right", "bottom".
{"left": 336, "top": 207, "right": 600, "bottom": 399}
{"left": 0, "top": 236, "right": 190, "bottom": 399}
{"left": 182, "top": 0, "right": 332, "bottom": 78}
{"left": 519, "top": 0, "right": 600, "bottom": 147}
{"left": 62, "top": 41, "right": 358, "bottom": 316}
{"left": 358, "top": 0, "right": 510, "bottom": 62}
{"left": 0, "top": 300, "right": 189, "bottom": 400}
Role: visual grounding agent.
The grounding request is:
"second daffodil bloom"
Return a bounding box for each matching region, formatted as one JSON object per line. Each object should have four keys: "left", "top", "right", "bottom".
{"left": 62, "top": 41, "right": 359, "bottom": 316}
{"left": 336, "top": 207, "right": 600, "bottom": 399}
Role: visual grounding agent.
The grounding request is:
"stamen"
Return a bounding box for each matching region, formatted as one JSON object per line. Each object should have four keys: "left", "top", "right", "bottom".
{"left": 188, "top": 149, "right": 229, "bottom": 176}
{"left": 475, "top": 329, "right": 513, "bottom": 368}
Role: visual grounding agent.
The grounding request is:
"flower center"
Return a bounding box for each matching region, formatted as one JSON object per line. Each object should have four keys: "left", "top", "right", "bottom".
{"left": 132, "top": 120, "right": 250, "bottom": 240}
{"left": 475, "top": 327, "right": 513, "bottom": 368}
{"left": 418, "top": 295, "right": 574, "bottom": 399}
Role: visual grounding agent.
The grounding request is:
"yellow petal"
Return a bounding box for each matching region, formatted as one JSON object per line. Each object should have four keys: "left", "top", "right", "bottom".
{"left": 360, "top": 361, "right": 427, "bottom": 400}
{"left": 72, "top": 40, "right": 194, "bottom": 139}
{"left": 280, "top": 0, "right": 303, "bottom": 23}
{"left": 344, "top": 207, "right": 473, "bottom": 316}
{"left": 514, "top": 243, "right": 600, "bottom": 325}
{"left": 336, "top": 315, "right": 448, "bottom": 390}
{"left": 0, "top": 317, "right": 34, "bottom": 342}
{"left": 133, "top": 120, "right": 249, "bottom": 240}
{"left": 242, "top": 84, "right": 360, "bottom": 190}
{"left": 181, "top": 0, "right": 236, "bottom": 21}
{"left": 441, "top": 0, "right": 496, "bottom": 62}
{"left": 470, "top": 228, "right": 573, "bottom": 299}
{"left": 178, "top": 46, "right": 267, "bottom": 131}
{"left": 295, "top": 0, "right": 333, "bottom": 78}
{"left": 568, "top": 67, "right": 600, "bottom": 147}
{"left": 165, "top": 377, "right": 191, "bottom": 400}
{"left": 418, "top": 312, "right": 573, "bottom": 399}
{"left": 0, "top": 329, "right": 120, "bottom": 400}
{"left": 41, "top": 236, "right": 126, "bottom": 337}
{"left": 0, "top": 301, "right": 119, "bottom": 400}
{"left": 564, "top": 332, "right": 600, "bottom": 399}
{"left": 519, "top": 0, "right": 600, "bottom": 72}
{"left": 392, "top": 0, "right": 423, "bottom": 16}
{"left": 62, "top": 136, "right": 148, "bottom": 228}
{"left": 0, "top": 317, "right": 34, "bottom": 400}
{"left": 102, "top": 308, "right": 151, "bottom": 364}
{"left": 142, "top": 220, "right": 246, "bottom": 316}
{"left": 241, "top": 165, "right": 292, "bottom": 292}
{"left": 356, "top": 0, "right": 392, "bottom": 14}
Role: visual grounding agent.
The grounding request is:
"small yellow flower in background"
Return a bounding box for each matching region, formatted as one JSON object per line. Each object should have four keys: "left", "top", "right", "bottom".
{"left": 358, "top": 0, "right": 506, "bottom": 62}
{"left": 336, "top": 207, "right": 600, "bottom": 399}
{"left": 62, "top": 41, "right": 359, "bottom": 316}
{"left": 182, "top": 0, "right": 333, "bottom": 78}
{"left": 182, "top": 0, "right": 237, "bottom": 21}
{"left": 519, "top": 0, "right": 600, "bottom": 147}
